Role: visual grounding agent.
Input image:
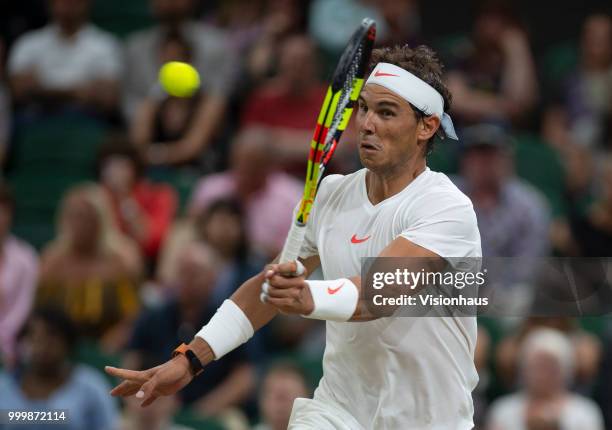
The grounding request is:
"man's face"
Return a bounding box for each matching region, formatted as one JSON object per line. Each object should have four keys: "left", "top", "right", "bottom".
{"left": 461, "top": 146, "right": 508, "bottom": 190}
{"left": 261, "top": 371, "right": 308, "bottom": 429}
{"left": 22, "top": 318, "right": 68, "bottom": 375}
{"left": 356, "top": 84, "right": 423, "bottom": 174}
{"left": 176, "top": 249, "right": 216, "bottom": 302}
{"left": 152, "top": 0, "right": 194, "bottom": 23}
{"left": 50, "top": 0, "right": 89, "bottom": 26}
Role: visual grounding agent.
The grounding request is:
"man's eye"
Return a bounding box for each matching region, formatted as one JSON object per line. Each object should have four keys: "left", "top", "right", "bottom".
{"left": 380, "top": 110, "right": 394, "bottom": 117}
{"left": 358, "top": 102, "right": 368, "bottom": 112}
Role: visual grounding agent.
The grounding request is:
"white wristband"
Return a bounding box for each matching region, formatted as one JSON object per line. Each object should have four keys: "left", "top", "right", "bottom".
{"left": 303, "top": 278, "right": 359, "bottom": 322}
{"left": 196, "top": 299, "right": 254, "bottom": 360}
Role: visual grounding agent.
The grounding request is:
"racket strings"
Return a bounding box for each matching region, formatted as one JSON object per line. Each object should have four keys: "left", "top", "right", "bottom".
{"left": 321, "top": 46, "right": 363, "bottom": 160}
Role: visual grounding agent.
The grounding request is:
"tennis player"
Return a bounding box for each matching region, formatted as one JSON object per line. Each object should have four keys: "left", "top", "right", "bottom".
{"left": 106, "top": 45, "right": 482, "bottom": 429}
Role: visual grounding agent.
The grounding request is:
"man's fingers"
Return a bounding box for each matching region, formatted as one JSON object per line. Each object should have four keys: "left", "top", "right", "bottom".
{"left": 105, "top": 366, "right": 149, "bottom": 383}
{"left": 268, "top": 274, "right": 305, "bottom": 289}
{"left": 110, "top": 380, "right": 141, "bottom": 397}
{"left": 141, "top": 392, "right": 159, "bottom": 408}
{"left": 265, "top": 260, "right": 305, "bottom": 278}
{"left": 267, "top": 284, "right": 302, "bottom": 299}
{"left": 137, "top": 376, "right": 159, "bottom": 407}
{"left": 266, "top": 296, "right": 293, "bottom": 309}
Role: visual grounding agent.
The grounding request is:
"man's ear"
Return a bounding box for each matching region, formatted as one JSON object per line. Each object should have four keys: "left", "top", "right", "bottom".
{"left": 417, "top": 115, "right": 441, "bottom": 142}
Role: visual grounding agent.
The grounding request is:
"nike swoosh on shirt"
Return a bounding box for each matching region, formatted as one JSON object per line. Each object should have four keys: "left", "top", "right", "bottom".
{"left": 327, "top": 282, "right": 345, "bottom": 295}
{"left": 374, "top": 71, "right": 399, "bottom": 77}
{"left": 351, "top": 234, "right": 371, "bottom": 244}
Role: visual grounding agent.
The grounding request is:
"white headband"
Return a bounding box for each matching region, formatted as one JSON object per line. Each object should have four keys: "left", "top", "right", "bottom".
{"left": 365, "top": 62, "right": 458, "bottom": 140}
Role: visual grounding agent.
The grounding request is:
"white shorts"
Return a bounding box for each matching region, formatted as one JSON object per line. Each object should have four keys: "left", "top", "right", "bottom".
{"left": 288, "top": 398, "right": 364, "bottom": 430}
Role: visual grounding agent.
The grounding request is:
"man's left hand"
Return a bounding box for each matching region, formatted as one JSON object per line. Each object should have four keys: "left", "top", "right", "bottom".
{"left": 262, "top": 261, "right": 314, "bottom": 316}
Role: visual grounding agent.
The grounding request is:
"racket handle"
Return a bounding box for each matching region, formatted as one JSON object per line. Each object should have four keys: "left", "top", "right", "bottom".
{"left": 279, "top": 221, "right": 307, "bottom": 263}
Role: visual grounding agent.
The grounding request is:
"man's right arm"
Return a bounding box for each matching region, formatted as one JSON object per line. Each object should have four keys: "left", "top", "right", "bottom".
{"left": 187, "top": 255, "right": 321, "bottom": 365}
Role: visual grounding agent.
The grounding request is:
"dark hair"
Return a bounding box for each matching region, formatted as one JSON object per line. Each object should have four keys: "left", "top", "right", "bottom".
{"left": 263, "top": 360, "right": 310, "bottom": 393}
{"left": 368, "top": 45, "right": 452, "bottom": 156}
{"left": 0, "top": 183, "right": 15, "bottom": 214}
{"left": 161, "top": 28, "right": 193, "bottom": 61}
{"left": 195, "top": 199, "right": 250, "bottom": 261}
{"left": 18, "top": 307, "right": 78, "bottom": 352}
{"left": 96, "top": 135, "right": 144, "bottom": 179}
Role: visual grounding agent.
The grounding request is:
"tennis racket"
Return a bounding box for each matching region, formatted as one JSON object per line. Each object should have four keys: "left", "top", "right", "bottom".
{"left": 279, "top": 18, "right": 376, "bottom": 265}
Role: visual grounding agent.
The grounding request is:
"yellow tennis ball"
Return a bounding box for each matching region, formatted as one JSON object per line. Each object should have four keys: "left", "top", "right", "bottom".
{"left": 158, "top": 61, "right": 200, "bottom": 98}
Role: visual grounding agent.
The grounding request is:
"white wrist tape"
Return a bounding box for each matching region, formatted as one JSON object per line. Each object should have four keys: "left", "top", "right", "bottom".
{"left": 196, "top": 299, "right": 254, "bottom": 360}
{"left": 303, "top": 278, "right": 359, "bottom": 322}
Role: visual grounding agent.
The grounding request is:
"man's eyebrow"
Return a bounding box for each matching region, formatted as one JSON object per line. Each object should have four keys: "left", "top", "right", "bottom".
{"left": 377, "top": 100, "right": 400, "bottom": 109}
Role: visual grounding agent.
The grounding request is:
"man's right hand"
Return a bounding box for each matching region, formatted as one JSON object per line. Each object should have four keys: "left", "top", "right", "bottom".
{"left": 105, "top": 355, "right": 194, "bottom": 407}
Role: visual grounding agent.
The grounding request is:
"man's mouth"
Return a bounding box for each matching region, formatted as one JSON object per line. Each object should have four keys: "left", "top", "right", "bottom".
{"left": 360, "top": 141, "right": 380, "bottom": 151}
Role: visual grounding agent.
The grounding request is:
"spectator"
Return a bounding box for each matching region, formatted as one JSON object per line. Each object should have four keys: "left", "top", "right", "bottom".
{"left": 309, "top": 0, "right": 386, "bottom": 57}
{"left": 0, "top": 38, "right": 9, "bottom": 167}
{"left": 0, "top": 184, "right": 38, "bottom": 368}
{"left": 125, "top": 242, "right": 255, "bottom": 418}
{"left": 495, "top": 317, "right": 602, "bottom": 393}
{"left": 244, "top": 0, "right": 309, "bottom": 83}
{"left": 487, "top": 328, "right": 604, "bottom": 430}
{"left": 542, "top": 14, "right": 612, "bottom": 151}
{"left": 241, "top": 35, "right": 327, "bottom": 173}
{"left": 253, "top": 362, "right": 310, "bottom": 430}
{"left": 445, "top": 1, "right": 538, "bottom": 127}
{"left": 561, "top": 155, "right": 612, "bottom": 257}
{"left": 129, "top": 29, "right": 217, "bottom": 170}
{"left": 157, "top": 199, "right": 263, "bottom": 303}
{"left": 453, "top": 125, "right": 550, "bottom": 289}
{"left": 370, "top": 0, "right": 422, "bottom": 48}
{"left": 97, "top": 139, "right": 177, "bottom": 263}
{"left": 7, "top": 0, "right": 121, "bottom": 117}
{"left": 124, "top": 0, "right": 236, "bottom": 165}
{"left": 37, "top": 183, "right": 141, "bottom": 352}
{"left": 0, "top": 308, "right": 119, "bottom": 430}
{"left": 188, "top": 127, "right": 302, "bottom": 258}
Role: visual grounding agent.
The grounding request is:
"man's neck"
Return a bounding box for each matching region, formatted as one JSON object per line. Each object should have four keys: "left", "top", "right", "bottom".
{"left": 470, "top": 184, "right": 502, "bottom": 211}
{"left": 58, "top": 22, "right": 84, "bottom": 38}
{"left": 366, "top": 157, "right": 426, "bottom": 205}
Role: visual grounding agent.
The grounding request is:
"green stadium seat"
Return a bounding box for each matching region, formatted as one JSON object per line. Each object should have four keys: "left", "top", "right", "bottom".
{"left": 91, "top": 0, "right": 153, "bottom": 39}
{"left": 147, "top": 168, "right": 200, "bottom": 215}
{"left": 8, "top": 114, "right": 108, "bottom": 249}
{"left": 513, "top": 134, "right": 567, "bottom": 218}
{"left": 427, "top": 137, "right": 460, "bottom": 175}
{"left": 74, "top": 340, "right": 122, "bottom": 387}
{"left": 541, "top": 42, "right": 578, "bottom": 93}
{"left": 173, "top": 408, "right": 227, "bottom": 430}
{"left": 12, "top": 115, "right": 106, "bottom": 167}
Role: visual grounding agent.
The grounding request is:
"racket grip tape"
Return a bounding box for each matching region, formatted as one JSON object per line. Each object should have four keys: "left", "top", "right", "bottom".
{"left": 279, "top": 221, "right": 307, "bottom": 264}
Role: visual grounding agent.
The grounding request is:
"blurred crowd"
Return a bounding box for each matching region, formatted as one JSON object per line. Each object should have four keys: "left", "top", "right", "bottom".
{"left": 0, "top": 0, "right": 611, "bottom": 429}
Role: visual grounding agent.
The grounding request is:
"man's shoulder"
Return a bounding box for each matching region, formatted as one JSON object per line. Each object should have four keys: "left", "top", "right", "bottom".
{"left": 417, "top": 169, "right": 474, "bottom": 208}
{"left": 320, "top": 169, "right": 364, "bottom": 191}
{"left": 489, "top": 392, "right": 524, "bottom": 415}
{"left": 125, "top": 26, "right": 158, "bottom": 50}
{"left": 316, "top": 170, "right": 364, "bottom": 201}
{"left": 11, "top": 26, "right": 54, "bottom": 52}
{"left": 6, "top": 235, "right": 38, "bottom": 263}
{"left": 81, "top": 24, "right": 121, "bottom": 48}
{"left": 566, "top": 393, "right": 604, "bottom": 415}
{"left": 186, "top": 22, "right": 228, "bottom": 46}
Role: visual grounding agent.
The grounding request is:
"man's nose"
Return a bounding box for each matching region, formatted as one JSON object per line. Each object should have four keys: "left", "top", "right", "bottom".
{"left": 359, "top": 110, "right": 375, "bottom": 134}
